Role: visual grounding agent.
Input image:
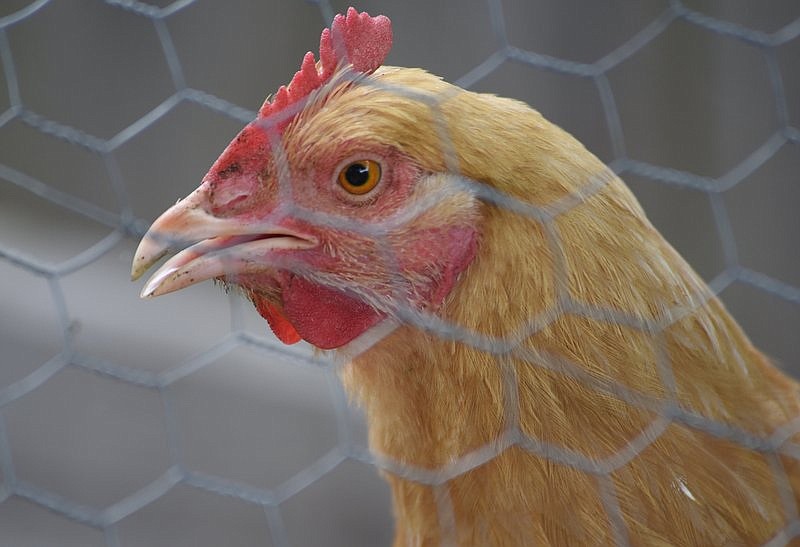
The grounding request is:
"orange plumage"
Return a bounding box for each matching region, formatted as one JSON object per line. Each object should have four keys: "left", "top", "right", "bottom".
{"left": 133, "top": 9, "right": 800, "bottom": 546}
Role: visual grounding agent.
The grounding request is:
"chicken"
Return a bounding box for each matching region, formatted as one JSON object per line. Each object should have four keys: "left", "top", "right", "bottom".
{"left": 131, "top": 8, "right": 800, "bottom": 546}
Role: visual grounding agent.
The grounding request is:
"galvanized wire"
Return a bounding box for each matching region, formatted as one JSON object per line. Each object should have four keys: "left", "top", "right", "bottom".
{"left": 1, "top": 0, "right": 799, "bottom": 545}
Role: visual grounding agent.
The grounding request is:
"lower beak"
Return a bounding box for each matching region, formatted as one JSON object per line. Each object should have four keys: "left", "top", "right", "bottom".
{"left": 131, "top": 186, "right": 316, "bottom": 298}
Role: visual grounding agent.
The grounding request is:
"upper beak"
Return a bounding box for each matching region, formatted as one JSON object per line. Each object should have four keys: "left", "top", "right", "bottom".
{"left": 132, "top": 184, "right": 316, "bottom": 298}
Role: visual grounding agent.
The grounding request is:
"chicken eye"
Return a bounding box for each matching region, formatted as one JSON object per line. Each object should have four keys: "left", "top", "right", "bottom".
{"left": 338, "top": 160, "right": 381, "bottom": 195}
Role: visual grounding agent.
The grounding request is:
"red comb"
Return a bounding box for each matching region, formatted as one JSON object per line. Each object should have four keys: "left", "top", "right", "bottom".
{"left": 257, "top": 7, "right": 392, "bottom": 129}
{"left": 203, "top": 9, "right": 391, "bottom": 188}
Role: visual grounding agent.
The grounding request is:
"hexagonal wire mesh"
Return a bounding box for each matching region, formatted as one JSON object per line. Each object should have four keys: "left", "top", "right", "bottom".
{"left": 0, "top": 0, "right": 799, "bottom": 545}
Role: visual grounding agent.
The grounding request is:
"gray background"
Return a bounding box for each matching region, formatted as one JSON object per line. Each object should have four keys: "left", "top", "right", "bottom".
{"left": 0, "top": 1, "right": 798, "bottom": 545}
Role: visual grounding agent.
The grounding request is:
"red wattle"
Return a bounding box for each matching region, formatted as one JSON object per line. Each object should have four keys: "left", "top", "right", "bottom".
{"left": 283, "top": 277, "right": 384, "bottom": 350}
{"left": 254, "top": 299, "right": 302, "bottom": 345}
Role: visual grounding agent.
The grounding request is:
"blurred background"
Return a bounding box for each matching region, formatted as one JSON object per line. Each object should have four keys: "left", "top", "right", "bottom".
{"left": 0, "top": 1, "right": 798, "bottom": 545}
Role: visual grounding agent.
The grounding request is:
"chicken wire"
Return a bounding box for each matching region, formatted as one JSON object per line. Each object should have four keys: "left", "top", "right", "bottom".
{"left": 0, "top": 0, "right": 799, "bottom": 545}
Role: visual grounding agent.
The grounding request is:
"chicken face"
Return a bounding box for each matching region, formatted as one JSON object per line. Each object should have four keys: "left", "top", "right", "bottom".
{"left": 132, "top": 67, "right": 480, "bottom": 350}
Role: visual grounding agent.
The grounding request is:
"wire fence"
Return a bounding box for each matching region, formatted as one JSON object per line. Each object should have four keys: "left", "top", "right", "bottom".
{"left": 1, "top": 0, "right": 799, "bottom": 545}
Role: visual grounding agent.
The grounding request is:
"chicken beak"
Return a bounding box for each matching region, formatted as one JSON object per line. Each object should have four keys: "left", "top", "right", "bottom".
{"left": 131, "top": 184, "right": 316, "bottom": 299}
{"left": 131, "top": 186, "right": 214, "bottom": 282}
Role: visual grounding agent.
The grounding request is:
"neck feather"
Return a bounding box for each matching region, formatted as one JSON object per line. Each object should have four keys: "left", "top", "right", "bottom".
{"left": 340, "top": 88, "right": 800, "bottom": 545}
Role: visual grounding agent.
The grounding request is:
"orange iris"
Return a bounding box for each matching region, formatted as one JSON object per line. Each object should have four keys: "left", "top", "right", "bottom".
{"left": 337, "top": 160, "right": 381, "bottom": 195}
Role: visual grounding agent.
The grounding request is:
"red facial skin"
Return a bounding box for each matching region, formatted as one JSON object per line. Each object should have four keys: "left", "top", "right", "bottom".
{"left": 132, "top": 12, "right": 475, "bottom": 350}
{"left": 193, "top": 125, "right": 478, "bottom": 349}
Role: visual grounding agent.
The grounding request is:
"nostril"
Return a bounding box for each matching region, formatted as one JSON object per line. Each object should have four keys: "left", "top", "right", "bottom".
{"left": 208, "top": 176, "right": 257, "bottom": 211}
{"left": 222, "top": 194, "right": 248, "bottom": 209}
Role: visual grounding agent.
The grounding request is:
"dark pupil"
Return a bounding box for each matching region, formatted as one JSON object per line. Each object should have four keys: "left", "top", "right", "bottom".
{"left": 345, "top": 163, "right": 370, "bottom": 186}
